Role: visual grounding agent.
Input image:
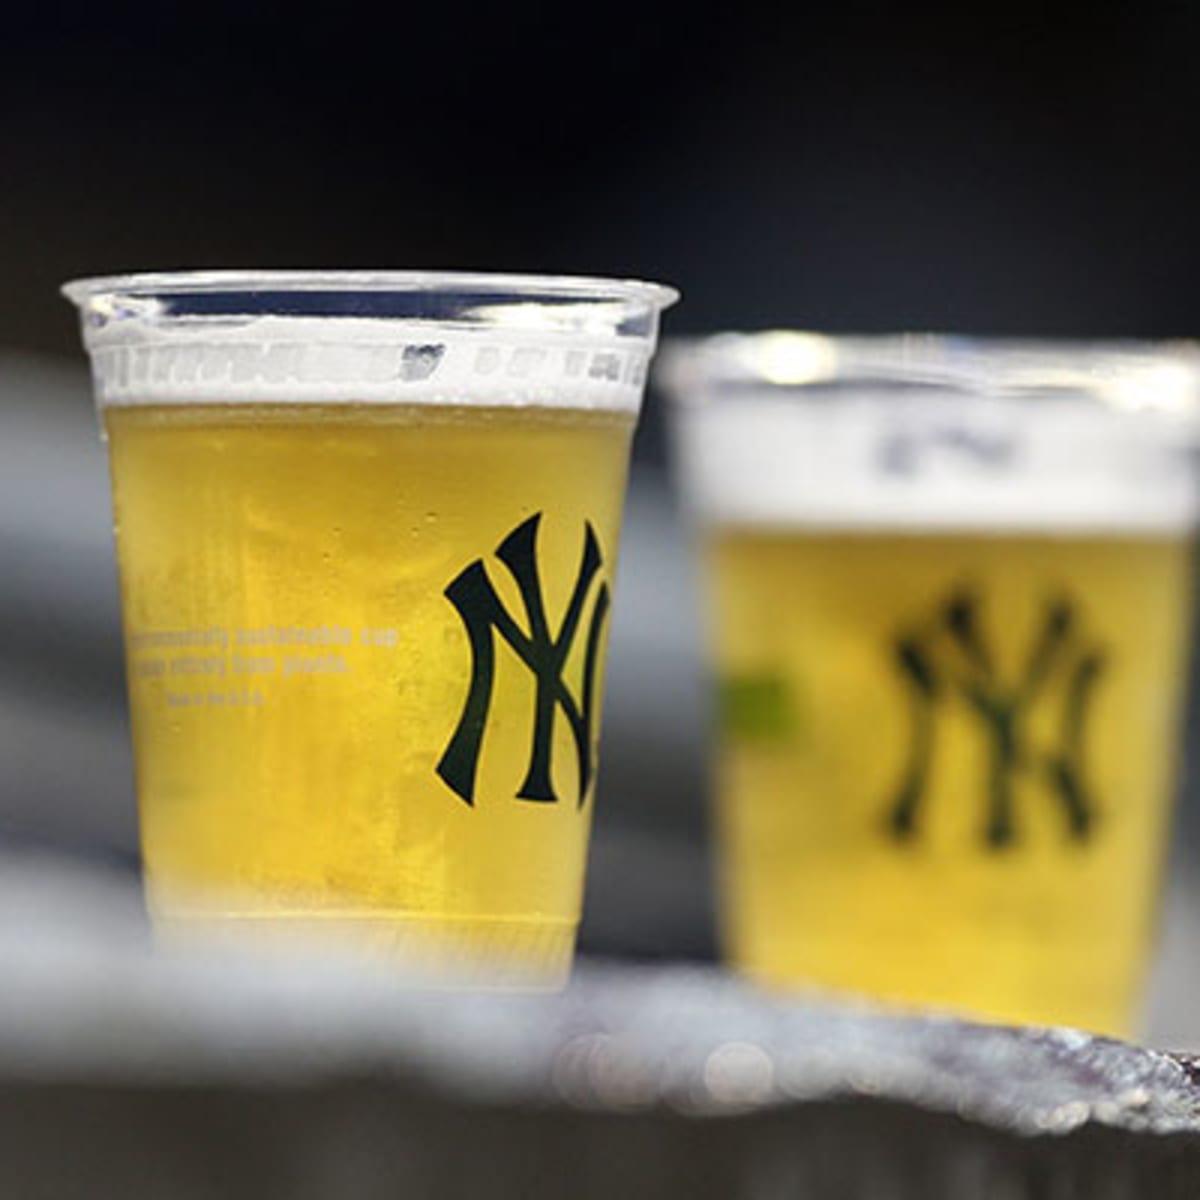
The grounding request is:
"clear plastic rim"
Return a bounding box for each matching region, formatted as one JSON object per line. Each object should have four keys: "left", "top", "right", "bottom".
{"left": 62, "top": 269, "right": 680, "bottom": 311}
{"left": 64, "top": 269, "right": 678, "bottom": 411}
{"left": 657, "top": 331, "right": 1200, "bottom": 413}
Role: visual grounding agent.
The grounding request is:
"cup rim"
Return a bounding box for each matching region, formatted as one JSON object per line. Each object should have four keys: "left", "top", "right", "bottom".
{"left": 656, "top": 330, "right": 1200, "bottom": 413}
{"left": 61, "top": 268, "right": 680, "bottom": 311}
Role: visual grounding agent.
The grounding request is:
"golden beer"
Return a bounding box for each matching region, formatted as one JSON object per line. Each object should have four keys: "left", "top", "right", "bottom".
{"left": 706, "top": 530, "right": 1192, "bottom": 1035}
{"left": 105, "top": 403, "right": 632, "bottom": 977}
{"left": 664, "top": 333, "right": 1200, "bottom": 1034}
{"left": 67, "top": 270, "right": 677, "bottom": 983}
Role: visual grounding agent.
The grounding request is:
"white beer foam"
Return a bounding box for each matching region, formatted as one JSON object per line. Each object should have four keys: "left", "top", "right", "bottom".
{"left": 673, "top": 390, "right": 1200, "bottom": 534}
{"left": 79, "top": 317, "right": 650, "bottom": 412}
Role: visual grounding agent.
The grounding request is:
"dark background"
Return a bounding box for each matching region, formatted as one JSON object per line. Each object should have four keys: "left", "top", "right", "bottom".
{"left": 9, "top": 3, "right": 1200, "bottom": 351}
{"left": 5, "top": 1, "right": 1200, "bottom": 1020}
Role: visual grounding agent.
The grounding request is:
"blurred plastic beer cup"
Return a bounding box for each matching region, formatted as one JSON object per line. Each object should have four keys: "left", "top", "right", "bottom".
{"left": 65, "top": 270, "right": 677, "bottom": 985}
{"left": 662, "top": 334, "right": 1200, "bottom": 1034}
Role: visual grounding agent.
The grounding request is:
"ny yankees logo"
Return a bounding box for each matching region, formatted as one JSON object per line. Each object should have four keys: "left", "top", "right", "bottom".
{"left": 887, "top": 587, "right": 1107, "bottom": 849}
{"left": 437, "top": 513, "right": 609, "bottom": 807}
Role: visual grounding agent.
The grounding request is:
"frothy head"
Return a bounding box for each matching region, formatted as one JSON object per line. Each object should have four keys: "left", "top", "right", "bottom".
{"left": 64, "top": 270, "right": 679, "bottom": 411}
{"left": 659, "top": 333, "right": 1200, "bottom": 535}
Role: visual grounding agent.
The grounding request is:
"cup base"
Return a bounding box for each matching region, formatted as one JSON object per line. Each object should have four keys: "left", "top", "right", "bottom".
{"left": 151, "top": 909, "right": 577, "bottom": 990}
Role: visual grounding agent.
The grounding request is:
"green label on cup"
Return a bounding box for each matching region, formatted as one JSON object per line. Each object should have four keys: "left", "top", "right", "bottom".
{"left": 718, "top": 675, "right": 794, "bottom": 741}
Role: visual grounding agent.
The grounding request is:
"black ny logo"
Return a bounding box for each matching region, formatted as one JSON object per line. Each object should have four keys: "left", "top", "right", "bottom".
{"left": 437, "top": 513, "right": 609, "bottom": 807}
{"left": 887, "top": 588, "right": 1107, "bottom": 849}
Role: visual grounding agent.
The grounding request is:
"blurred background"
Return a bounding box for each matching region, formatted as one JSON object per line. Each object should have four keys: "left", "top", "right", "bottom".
{"left": 6, "top": 1, "right": 1200, "bottom": 1042}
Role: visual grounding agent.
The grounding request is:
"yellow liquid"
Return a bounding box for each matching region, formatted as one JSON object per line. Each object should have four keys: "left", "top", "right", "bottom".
{"left": 105, "top": 403, "right": 635, "bottom": 982}
{"left": 706, "top": 530, "right": 1193, "bottom": 1034}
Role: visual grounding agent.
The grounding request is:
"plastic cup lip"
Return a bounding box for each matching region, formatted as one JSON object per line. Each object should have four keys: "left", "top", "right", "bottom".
{"left": 656, "top": 330, "right": 1200, "bottom": 416}
{"left": 63, "top": 269, "right": 678, "bottom": 410}
{"left": 61, "top": 268, "right": 680, "bottom": 312}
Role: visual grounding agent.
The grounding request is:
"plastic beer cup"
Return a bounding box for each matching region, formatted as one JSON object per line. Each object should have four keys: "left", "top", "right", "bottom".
{"left": 662, "top": 334, "right": 1199, "bottom": 1034}
{"left": 65, "top": 270, "right": 677, "bottom": 985}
